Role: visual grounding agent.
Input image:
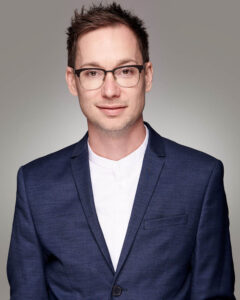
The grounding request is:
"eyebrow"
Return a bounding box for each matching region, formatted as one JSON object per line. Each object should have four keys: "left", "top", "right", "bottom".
{"left": 79, "top": 59, "right": 140, "bottom": 69}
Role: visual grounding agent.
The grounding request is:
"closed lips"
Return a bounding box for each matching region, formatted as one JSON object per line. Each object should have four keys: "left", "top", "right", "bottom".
{"left": 98, "top": 106, "right": 126, "bottom": 109}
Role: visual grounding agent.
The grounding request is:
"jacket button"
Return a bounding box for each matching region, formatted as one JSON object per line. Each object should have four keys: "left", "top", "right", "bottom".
{"left": 112, "top": 285, "right": 122, "bottom": 296}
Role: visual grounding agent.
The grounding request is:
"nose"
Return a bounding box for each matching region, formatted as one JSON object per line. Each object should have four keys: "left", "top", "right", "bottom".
{"left": 101, "top": 72, "right": 121, "bottom": 99}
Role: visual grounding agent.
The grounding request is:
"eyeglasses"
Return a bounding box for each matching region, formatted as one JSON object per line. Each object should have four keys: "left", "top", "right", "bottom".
{"left": 74, "top": 64, "right": 144, "bottom": 90}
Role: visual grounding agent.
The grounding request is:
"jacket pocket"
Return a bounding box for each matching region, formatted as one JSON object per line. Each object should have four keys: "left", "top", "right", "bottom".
{"left": 143, "top": 214, "right": 188, "bottom": 230}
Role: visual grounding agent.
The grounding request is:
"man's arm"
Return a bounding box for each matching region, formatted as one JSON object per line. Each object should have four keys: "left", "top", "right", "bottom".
{"left": 190, "top": 160, "right": 235, "bottom": 299}
{"left": 7, "top": 167, "right": 49, "bottom": 300}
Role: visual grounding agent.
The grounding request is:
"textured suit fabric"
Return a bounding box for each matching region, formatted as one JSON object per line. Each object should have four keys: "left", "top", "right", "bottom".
{"left": 7, "top": 122, "right": 235, "bottom": 299}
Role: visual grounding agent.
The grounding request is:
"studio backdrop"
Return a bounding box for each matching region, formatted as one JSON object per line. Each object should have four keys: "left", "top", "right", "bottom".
{"left": 0, "top": 0, "right": 239, "bottom": 298}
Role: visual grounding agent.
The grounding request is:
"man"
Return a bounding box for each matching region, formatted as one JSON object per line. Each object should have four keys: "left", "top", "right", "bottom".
{"left": 7, "top": 2, "right": 235, "bottom": 299}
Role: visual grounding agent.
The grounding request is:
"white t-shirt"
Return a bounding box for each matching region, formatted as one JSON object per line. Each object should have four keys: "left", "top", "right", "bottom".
{"left": 88, "top": 126, "right": 149, "bottom": 270}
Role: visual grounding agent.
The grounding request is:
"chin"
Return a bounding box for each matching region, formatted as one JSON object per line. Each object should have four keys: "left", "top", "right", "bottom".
{"left": 93, "top": 118, "right": 135, "bottom": 135}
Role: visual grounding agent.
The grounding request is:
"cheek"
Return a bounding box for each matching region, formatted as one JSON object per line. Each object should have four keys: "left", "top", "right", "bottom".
{"left": 77, "top": 90, "right": 97, "bottom": 113}
{"left": 79, "top": 100, "right": 94, "bottom": 118}
{"left": 131, "top": 87, "right": 145, "bottom": 109}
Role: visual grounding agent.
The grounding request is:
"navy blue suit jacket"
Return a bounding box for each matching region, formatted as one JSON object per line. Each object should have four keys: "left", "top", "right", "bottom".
{"left": 7, "top": 122, "right": 235, "bottom": 299}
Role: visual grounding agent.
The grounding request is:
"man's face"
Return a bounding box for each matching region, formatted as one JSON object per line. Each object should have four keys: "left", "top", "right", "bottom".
{"left": 66, "top": 24, "right": 153, "bottom": 134}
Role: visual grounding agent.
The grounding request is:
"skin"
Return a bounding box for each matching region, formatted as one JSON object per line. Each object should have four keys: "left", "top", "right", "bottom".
{"left": 66, "top": 24, "right": 153, "bottom": 160}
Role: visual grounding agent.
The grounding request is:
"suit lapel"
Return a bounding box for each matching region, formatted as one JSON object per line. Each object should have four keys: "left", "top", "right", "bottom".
{"left": 114, "top": 122, "right": 166, "bottom": 277}
{"left": 70, "top": 123, "right": 166, "bottom": 277}
{"left": 70, "top": 134, "right": 115, "bottom": 274}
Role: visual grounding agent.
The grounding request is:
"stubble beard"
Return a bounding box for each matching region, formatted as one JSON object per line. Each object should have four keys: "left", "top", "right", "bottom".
{"left": 88, "top": 113, "right": 143, "bottom": 138}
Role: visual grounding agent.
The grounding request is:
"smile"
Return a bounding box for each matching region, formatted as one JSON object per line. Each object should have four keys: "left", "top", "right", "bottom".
{"left": 97, "top": 106, "right": 127, "bottom": 116}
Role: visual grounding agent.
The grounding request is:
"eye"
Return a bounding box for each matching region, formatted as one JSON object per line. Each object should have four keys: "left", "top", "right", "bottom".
{"left": 122, "top": 67, "right": 133, "bottom": 75}
{"left": 122, "top": 68, "right": 131, "bottom": 74}
{"left": 116, "top": 67, "right": 136, "bottom": 77}
{"left": 82, "top": 69, "right": 103, "bottom": 78}
{"left": 89, "top": 71, "right": 97, "bottom": 76}
{"left": 87, "top": 70, "right": 98, "bottom": 77}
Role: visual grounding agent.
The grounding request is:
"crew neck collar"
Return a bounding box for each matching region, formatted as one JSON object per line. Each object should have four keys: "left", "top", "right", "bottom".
{"left": 88, "top": 125, "right": 149, "bottom": 170}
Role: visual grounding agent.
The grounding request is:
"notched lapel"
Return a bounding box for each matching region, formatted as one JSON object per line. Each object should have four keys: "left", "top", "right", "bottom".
{"left": 115, "top": 123, "right": 166, "bottom": 277}
{"left": 70, "top": 134, "right": 114, "bottom": 274}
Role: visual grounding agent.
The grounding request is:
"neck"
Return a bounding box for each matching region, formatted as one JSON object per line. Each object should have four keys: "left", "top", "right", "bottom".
{"left": 87, "top": 119, "right": 146, "bottom": 160}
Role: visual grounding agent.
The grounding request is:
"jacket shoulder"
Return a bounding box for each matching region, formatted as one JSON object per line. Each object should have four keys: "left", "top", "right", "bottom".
{"left": 19, "top": 141, "right": 79, "bottom": 184}
{"left": 157, "top": 136, "right": 225, "bottom": 188}
{"left": 161, "top": 135, "right": 222, "bottom": 168}
{"left": 146, "top": 122, "right": 221, "bottom": 167}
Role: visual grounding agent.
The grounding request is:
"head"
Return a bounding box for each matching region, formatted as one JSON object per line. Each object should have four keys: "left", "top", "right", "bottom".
{"left": 65, "top": 2, "right": 153, "bottom": 135}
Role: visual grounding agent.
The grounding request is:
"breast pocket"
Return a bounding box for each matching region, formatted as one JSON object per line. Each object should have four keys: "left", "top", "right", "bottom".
{"left": 143, "top": 214, "right": 188, "bottom": 230}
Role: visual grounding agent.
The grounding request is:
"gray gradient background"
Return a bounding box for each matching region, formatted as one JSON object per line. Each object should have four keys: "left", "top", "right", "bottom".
{"left": 0, "top": 0, "right": 239, "bottom": 298}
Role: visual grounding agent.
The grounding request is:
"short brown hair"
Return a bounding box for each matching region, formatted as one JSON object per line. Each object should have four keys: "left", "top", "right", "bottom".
{"left": 66, "top": 2, "right": 149, "bottom": 68}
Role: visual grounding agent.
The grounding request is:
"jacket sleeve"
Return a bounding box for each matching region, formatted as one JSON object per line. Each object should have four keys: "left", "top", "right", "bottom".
{"left": 190, "top": 160, "right": 235, "bottom": 299}
{"left": 7, "top": 167, "right": 49, "bottom": 300}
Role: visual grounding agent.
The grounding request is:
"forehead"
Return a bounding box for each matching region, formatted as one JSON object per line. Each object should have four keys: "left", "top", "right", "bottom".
{"left": 75, "top": 24, "right": 142, "bottom": 68}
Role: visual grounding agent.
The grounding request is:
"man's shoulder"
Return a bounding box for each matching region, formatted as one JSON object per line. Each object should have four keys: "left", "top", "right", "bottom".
{"left": 163, "top": 135, "right": 217, "bottom": 159}
{"left": 20, "top": 140, "right": 80, "bottom": 179}
{"left": 160, "top": 134, "right": 222, "bottom": 172}
{"left": 147, "top": 123, "right": 220, "bottom": 167}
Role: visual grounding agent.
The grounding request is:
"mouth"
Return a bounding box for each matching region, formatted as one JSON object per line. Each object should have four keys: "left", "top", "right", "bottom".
{"left": 97, "top": 105, "right": 127, "bottom": 109}
{"left": 97, "top": 105, "right": 127, "bottom": 116}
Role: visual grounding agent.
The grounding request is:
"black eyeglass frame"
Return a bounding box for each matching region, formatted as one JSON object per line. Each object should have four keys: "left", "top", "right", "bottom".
{"left": 73, "top": 64, "right": 145, "bottom": 89}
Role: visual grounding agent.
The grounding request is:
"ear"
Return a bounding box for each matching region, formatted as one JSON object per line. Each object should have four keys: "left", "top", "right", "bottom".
{"left": 65, "top": 66, "right": 78, "bottom": 96}
{"left": 144, "top": 62, "right": 153, "bottom": 92}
